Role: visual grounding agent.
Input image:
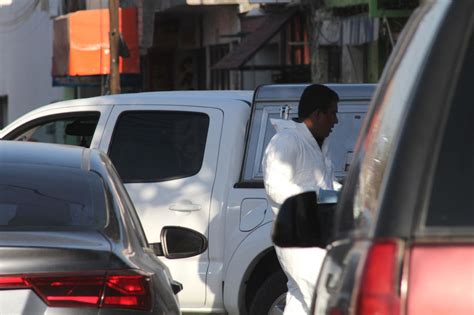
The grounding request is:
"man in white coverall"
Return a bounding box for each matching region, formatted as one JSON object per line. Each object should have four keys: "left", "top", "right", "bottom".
{"left": 262, "top": 84, "right": 341, "bottom": 314}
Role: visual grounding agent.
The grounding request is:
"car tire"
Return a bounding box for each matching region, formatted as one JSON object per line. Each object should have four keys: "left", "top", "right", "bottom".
{"left": 249, "top": 270, "right": 287, "bottom": 315}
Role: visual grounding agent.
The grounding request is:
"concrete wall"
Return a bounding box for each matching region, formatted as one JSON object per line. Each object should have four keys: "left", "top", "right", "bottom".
{"left": 0, "top": 1, "right": 63, "bottom": 124}
{"left": 202, "top": 6, "right": 240, "bottom": 47}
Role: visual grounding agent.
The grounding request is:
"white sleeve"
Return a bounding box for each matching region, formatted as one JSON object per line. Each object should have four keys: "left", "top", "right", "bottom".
{"left": 262, "top": 133, "right": 309, "bottom": 206}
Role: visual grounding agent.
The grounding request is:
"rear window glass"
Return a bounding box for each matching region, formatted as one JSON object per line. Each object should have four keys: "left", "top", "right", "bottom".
{"left": 0, "top": 164, "right": 107, "bottom": 230}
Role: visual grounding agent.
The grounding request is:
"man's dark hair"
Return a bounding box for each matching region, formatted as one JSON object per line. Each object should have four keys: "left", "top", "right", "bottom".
{"left": 298, "top": 84, "right": 339, "bottom": 120}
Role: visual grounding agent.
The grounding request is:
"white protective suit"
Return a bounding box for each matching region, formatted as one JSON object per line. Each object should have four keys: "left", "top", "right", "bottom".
{"left": 262, "top": 119, "right": 341, "bottom": 314}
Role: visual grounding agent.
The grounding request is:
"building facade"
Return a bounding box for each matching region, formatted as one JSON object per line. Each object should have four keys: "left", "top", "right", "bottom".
{"left": 52, "top": 0, "right": 313, "bottom": 93}
{"left": 143, "top": 0, "right": 311, "bottom": 91}
{"left": 0, "top": 0, "right": 64, "bottom": 126}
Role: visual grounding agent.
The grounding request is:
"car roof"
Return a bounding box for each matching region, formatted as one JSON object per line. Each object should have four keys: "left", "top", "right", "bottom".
{"left": 0, "top": 141, "right": 88, "bottom": 170}
{"left": 24, "top": 90, "right": 254, "bottom": 115}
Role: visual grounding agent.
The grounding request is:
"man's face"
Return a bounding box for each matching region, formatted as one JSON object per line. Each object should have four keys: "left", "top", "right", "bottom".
{"left": 313, "top": 101, "right": 339, "bottom": 140}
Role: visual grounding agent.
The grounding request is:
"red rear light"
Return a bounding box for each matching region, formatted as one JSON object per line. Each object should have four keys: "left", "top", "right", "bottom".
{"left": 407, "top": 245, "right": 474, "bottom": 315}
{"left": 356, "top": 240, "right": 401, "bottom": 315}
{"left": 0, "top": 270, "right": 151, "bottom": 311}
{"left": 29, "top": 274, "right": 105, "bottom": 307}
{"left": 0, "top": 276, "right": 29, "bottom": 288}
{"left": 102, "top": 271, "right": 151, "bottom": 310}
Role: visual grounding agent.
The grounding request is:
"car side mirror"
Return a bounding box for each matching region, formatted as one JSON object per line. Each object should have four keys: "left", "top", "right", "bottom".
{"left": 272, "top": 191, "right": 336, "bottom": 248}
{"left": 152, "top": 226, "right": 208, "bottom": 259}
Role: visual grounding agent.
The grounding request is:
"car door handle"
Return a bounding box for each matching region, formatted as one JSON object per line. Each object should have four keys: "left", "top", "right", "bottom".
{"left": 169, "top": 200, "right": 201, "bottom": 212}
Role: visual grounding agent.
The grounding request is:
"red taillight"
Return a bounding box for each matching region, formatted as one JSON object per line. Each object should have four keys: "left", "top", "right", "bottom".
{"left": 0, "top": 270, "right": 151, "bottom": 311}
{"left": 29, "top": 274, "right": 105, "bottom": 307}
{"left": 0, "top": 276, "right": 29, "bottom": 288}
{"left": 356, "top": 240, "right": 401, "bottom": 315}
{"left": 102, "top": 271, "right": 151, "bottom": 310}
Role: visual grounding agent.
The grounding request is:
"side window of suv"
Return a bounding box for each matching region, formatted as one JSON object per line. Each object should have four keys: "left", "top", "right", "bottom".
{"left": 8, "top": 113, "right": 100, "bottom": 148}
{"left": 425, "top": 33, "right": 474, "bottom": 228}
{"left": 109, "top": 111, "right": 210, "bottom": 183}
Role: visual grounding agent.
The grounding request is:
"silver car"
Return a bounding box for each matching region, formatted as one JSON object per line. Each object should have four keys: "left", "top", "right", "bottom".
{"left": 0, "top": 141, "right": 208, "bottom": 314}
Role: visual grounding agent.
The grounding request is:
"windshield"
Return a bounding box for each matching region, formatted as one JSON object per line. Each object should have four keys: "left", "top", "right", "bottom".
{"left": 0, "top": 164, "right": 107, "bottom": 230}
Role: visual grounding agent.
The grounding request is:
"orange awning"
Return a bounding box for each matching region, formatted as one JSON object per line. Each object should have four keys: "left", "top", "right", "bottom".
{"left": 52, "top": 8, "right": 140, "bottom": 77}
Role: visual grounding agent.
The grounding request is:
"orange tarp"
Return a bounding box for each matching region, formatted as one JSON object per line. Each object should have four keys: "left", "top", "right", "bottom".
{"left": 53, "top": 8, "right": 139, "bottom": 76}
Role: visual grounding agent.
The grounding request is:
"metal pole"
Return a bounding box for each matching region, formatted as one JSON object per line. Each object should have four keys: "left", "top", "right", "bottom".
{"left": 109, "top": 0, "right": 121, "bottom": 94}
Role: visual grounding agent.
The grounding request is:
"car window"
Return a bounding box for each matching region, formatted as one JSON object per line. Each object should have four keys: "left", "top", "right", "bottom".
{"left": 109, "top": 111, "right": 209, "bottom": 183}
{"left": 10, "top": 113, "right": 100, "bottom": 148}
{"left": 423, "top": 32, "right": 474, "bottom": 229}
{"left": 0, "top": 164, "right": 107, "bottom": 230}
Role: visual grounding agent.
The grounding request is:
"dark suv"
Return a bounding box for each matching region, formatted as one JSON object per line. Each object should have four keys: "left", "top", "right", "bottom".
{"left": 274, "top": 1, "right": 474, "bottom": 314}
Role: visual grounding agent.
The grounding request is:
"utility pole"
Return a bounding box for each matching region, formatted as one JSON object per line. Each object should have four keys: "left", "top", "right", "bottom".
{"left": 109, "top": 0, "right": 121, "bottom": 94}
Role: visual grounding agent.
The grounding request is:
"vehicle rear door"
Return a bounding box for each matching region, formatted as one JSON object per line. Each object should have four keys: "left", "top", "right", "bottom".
{"left": 98, "top": 103, "right": 223, "bottom": 308}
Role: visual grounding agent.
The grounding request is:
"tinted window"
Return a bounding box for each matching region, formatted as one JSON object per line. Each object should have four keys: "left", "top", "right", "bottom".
{"left": 425, "top": 34, "right": 474, "bottom": 228}
{"left": 0, "top": 164, "right": 107, "bottom": 230}
{"left": 109, "top": 111, "right": 209, "bottom": 182}
{"left": 11, "top": 113, "right": 99, "bottom": 148}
